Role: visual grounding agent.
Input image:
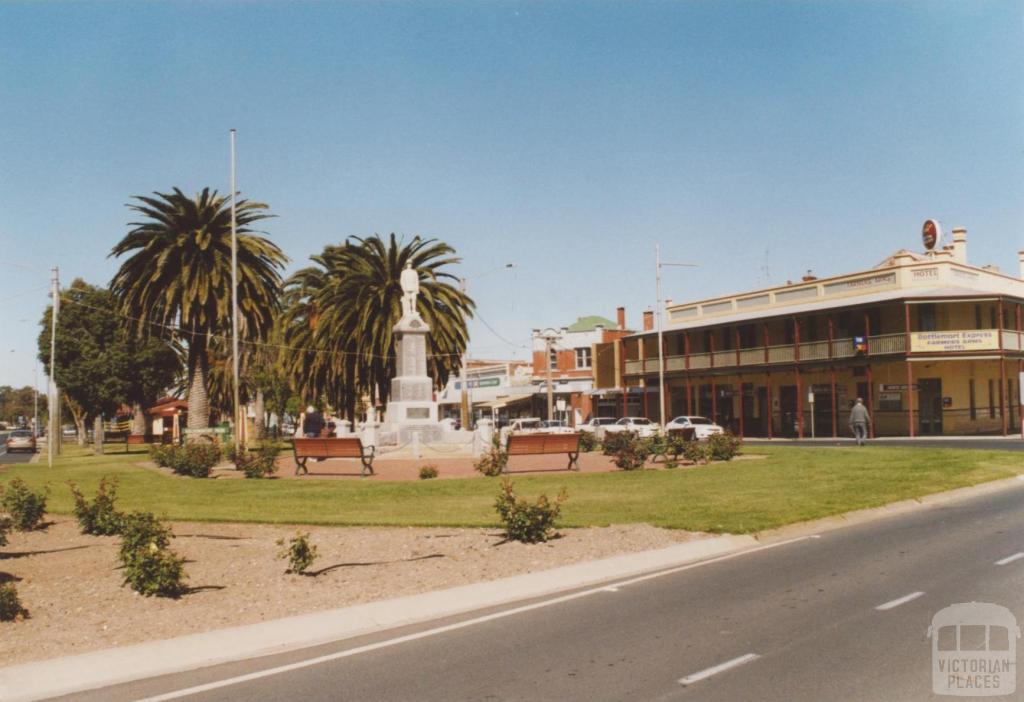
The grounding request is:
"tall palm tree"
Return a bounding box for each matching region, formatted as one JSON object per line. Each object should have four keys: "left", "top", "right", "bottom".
{"left": 109, "top": 188, "right": 287, "bottom": 431}
{"left": 281, "top": 233, "right": 473, "bottom": 418}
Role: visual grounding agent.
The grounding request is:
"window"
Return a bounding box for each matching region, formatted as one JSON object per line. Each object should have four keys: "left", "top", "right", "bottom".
{"left": 574, "top": 347, "right": 591, "bottom": 369}
{"left": 548, "top": 349, "right": 558, "bottom": 370}
{"left": 969, "top": 379, "right": 976, "bottom": 421}
{"left": 919, "top": 304, "right": 937, "bottom": 331}
{"left": 975, "top": 305, "right": 983, "bottom": 330}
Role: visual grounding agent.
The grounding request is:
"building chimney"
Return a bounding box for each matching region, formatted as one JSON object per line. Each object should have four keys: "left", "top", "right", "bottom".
{"left": 616, "top": 306, "right": 626, "bottom": 330}
{"left": 1018, "top": 250, "right": 1024, "bottom": 280}
{"left": 643, "top": 310, "right": 654, "bottom": 331}
{"left": 951, "top": 227, "right": 967, "bottom": 264}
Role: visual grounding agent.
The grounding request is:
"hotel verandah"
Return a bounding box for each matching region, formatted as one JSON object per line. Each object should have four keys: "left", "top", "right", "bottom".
{"left": 596, "top": 227, "right": 1024, "bottom": 438}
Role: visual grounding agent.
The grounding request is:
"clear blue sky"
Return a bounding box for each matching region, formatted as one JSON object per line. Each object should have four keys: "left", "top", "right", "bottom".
{"left": 1, "top": 1, "right": 1022, "bottom": 389}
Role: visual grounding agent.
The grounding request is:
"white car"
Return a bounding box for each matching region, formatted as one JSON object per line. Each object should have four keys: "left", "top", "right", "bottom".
{"left": 508, "top": 418, "right": 545, "bottom": 434}
{"left": 579, "top": 417, "right": 618, "bottom": 434}
{"left": 665, "top": 416, "right": 724, "bottom": 440}
{"left": 603, "top": 417, "right": 658, "bottom": 438}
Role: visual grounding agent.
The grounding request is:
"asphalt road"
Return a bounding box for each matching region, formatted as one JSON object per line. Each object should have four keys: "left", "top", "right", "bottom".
{"left": 69, "top": 480, "right": 1024, "bottom": 702}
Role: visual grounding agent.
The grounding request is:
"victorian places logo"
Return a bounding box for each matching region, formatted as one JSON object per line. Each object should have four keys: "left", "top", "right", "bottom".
{"left": 928, "top": 603, "right": 1020, "bottom": 697}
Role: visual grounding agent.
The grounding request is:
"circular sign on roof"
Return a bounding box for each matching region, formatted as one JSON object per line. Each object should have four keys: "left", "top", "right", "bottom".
{"left": 922, "top": 219, "right": 941, "bottom": 251}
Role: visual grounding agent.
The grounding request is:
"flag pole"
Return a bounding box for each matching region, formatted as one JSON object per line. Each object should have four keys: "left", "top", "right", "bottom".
{"left": 230, "top": 129, "right": 240, "bottom": 451}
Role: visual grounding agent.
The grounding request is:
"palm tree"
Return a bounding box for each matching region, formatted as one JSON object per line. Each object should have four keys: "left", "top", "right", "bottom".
{"left": 281, "top": 233, "right": 473, "bottom": 419}
{"left": 109, "top": 188, "right": 287, "bottom": 431}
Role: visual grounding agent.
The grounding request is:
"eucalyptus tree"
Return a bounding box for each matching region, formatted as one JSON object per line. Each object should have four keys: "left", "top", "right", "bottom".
{"left": 109, "top": 188, "right": 287, "bottom": 431}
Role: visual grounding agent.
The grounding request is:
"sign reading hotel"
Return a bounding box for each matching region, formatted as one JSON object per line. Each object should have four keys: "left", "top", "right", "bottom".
{"left": 910, "top": 330, "right": 999, "bottom": 353}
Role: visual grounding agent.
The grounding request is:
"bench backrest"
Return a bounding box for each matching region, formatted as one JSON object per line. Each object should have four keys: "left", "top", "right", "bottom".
{"left": 507, "top": 432, "right": 581, "bottom": 455}
{"left": 292, "top": 437, "right": 364, "bottom": 458}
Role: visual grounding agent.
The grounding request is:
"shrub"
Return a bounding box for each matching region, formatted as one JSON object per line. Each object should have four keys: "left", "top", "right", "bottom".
{"left": 0, "top": 583, "right": 27, "bottom": 622}
{"left": 122, "top": 546, "right": 188, "bottom": 598}
{"left": 148, "top": 443, "right": 174, "bottom": 467}
{"left": 682, "top": 440, "right": 710, "bottom": 465}
{"left": 0, "top": 478, "right": 47, "bottom": 531}
{"left": 474, "top": 435, "right": 508, "bottom": 477}
{"left": 494, "top": 478, "right": 568, "bottom": 544}
{"left": 277, "top": 532, "right": 318, "bottom": 575}
{"left": 163, "top": 443, "right": 222, "bottom": 478}
{"left": 612, "top": 433, "right": 651, "bottom": 471}
{"left": 118, "top": 511, "right": 186, "bottom": 597}
{"left": 601, "top": 431, "right": 633, "bottom": 456}
{"left": 664, "top": 432, "right": 689, "bottom": 460}
{"left": 578, "top": 431, "right": 598, "bottom": 453}
{"left": 234, "top": 443, "right": 280, "bottom": 479}
{"left": 708, "top": 433, "right": 742, "bottom": 461}
{"left": 118, "top": 512, "right": 172, "bottom": 569}
{"left": 419, "top": 464, "right": 439, "bottom": 480}
{"left": 69, "top": 477, "right": 124, "bottom": 536}
{"left": 0, "top": 517, "right": 11, "bottom": 547}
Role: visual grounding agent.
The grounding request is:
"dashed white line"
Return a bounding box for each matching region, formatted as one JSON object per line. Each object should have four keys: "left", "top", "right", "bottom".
{"left": 876, "top": 591, "right": 925, "bottom": 611}
{"left": 603, "top": 586, "right": 620, "bottom": 592}
{"left": 678, "top": 653, "right": 761, "bottom": 686}
{"left": 995, "top": 552, "right": 1024, "bottom": 566}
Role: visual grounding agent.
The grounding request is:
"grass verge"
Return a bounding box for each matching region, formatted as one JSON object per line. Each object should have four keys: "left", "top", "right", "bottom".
{"left": 3, "top": 444, "right": 1021, "bottom": 533}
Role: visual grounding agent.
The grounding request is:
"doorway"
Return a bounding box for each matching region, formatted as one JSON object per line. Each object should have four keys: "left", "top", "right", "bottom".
{"left": 918, "top": 378, "right": 943, "bottom": 435}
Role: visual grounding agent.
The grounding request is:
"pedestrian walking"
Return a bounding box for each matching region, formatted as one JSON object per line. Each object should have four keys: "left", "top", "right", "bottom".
{"left": 849, "top": 397, "right": 871, "bottom": 446}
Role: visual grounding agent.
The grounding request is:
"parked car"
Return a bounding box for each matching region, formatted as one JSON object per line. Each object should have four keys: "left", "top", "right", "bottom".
{"left": 507, "top": 418, "right": 544, "bottom": 434}
{"left": 539, "top": 419, "right": 573, "bottom": 433}
{"left": 5, "top": 429, "right": 37, "bottom": 453}
{"left": 603, "top": 417, "right": 658, "bottom": 438}
{"left": 665, "top": 416, "right": 724, "bottom": 440}
{"left": 62, "top": 426, "right": 77, "bottom": 438}
{"left": 579, "top": 417, "right": 618, "bottom": 433}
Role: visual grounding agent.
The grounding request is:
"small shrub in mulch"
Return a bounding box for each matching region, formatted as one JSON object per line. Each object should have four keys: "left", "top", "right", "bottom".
{"left": 0, "top": 516, "right": 11, "bottom": 547}
{"left": 69, "top": 476, "right": 124, "bottom": 536}
{"left": 578, "top": 431, "right": 598, "bottom": 453}
{"left": 418, "top": 465, "right": 439, "bottom": 480}
{"left": 118, "top": 511, "right": 188, "bottom": 597}
{"left": 707, "top": 433, "right": 742, "bottom": 461}
{"left": 277, "top": 532, "right": 318, "bottom": 575}
{"left": 0, "top": 583, "right": 28, "bottom": 622}
{"left": 682, "top": 441, "right": 710, "bottom": 465}
{"left": 234, "top": 443, "right": 280, "bottom": 479}
{"left": 600, "top": 431, "right": 633, "bottom": 456}
{"left": 612, "top": 434, "right": 651, "bottom": 471}
{"left": 0, "top": 478, "right": 47, "bottom": 531}
{"left": 153, "top": 443, "right": 223, "bottom": 478}
{"left": 494, "top": 478, "right": 567, "bottom": 544}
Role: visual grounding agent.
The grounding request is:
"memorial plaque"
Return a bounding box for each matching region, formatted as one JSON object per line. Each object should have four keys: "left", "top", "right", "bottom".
{"left": 406, "top": 408, "right": 430, "bottom": 419}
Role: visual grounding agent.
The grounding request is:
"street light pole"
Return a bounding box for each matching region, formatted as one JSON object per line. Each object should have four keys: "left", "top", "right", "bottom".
{"left": 540, "top": 328, "right": 559, "bottom": 422}
{"left": 49, "top": 266, "right": 60, "bottom": 466}
{"left": 458, "top": 264, "right": 515, "bottom": 429}
{"left": 230, "top": 129, "right": 240, "bottom": 451}
{"left": 656, "top": 244, "right": 697, "bottom": 428}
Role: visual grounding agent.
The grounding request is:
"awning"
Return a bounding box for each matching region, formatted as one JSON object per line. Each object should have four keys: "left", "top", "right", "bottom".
{"left": 478, "top": 392, "right": 536, "bottom": 410}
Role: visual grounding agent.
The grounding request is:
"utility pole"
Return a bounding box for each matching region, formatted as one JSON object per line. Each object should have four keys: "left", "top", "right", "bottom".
{"left": 541, "top": 328, "right": 559, "bottom": 422}
{"left": 230, "top": 129, "right": 241, "bottom": 451}
{"left": 656, "top": 244, "right": 697, "bottom": 427}
{"left": 49, "top": 266, "right": 60, "bottom": 466}
{"left": 459, "top": 278, "right": 469, "bottom": 429}
{"left": 33, "top": 362, "right": 38, "bottom": 440}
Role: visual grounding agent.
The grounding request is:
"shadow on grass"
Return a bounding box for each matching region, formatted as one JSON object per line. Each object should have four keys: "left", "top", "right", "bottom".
{"left": 305, "top": 552, "right": 446, "bottom": 577}
{"left": 0, "top": 544, "right": 92, "bottom": 560}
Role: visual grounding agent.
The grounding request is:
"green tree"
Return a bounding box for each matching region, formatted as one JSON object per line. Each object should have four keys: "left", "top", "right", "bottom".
{"left": 109, "top": 188, "right": 287, "bottom": 432}
{"left": 280, "top": 234, "right": 473, "bottom": 419}
{"left": 0, "top": 386, "right": 47, "bottom": 429}
{"left": 37, "top": 279, "right": 179, "bottom": 442}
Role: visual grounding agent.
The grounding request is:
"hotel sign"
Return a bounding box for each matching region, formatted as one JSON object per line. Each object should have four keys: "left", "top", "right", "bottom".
{"left": 910, "top": 330, "right": 999, "bottom": 353}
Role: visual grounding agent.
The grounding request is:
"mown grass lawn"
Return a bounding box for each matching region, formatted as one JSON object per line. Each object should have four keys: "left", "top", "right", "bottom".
{"left": 3, "top": 445, "right": 1021, "bottom": 534}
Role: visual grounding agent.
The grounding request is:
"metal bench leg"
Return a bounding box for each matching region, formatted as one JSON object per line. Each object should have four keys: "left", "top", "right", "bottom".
{"left": 567, "top": 452, "right": 580, "bottom": 471}
{"left": 295, "top": 458, "right": 307, "bottom": 476}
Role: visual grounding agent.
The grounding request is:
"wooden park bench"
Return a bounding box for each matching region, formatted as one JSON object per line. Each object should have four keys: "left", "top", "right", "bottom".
{"left": 291, "top": 437, "right": 375, "bottom": 477}
{"left": 504, "top": 432, "right": 582, "bottom": 473}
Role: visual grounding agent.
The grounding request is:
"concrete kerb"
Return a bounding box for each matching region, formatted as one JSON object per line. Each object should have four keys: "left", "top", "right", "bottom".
{"left": 0, "top": 534, "right": 755, "bottom": 702}
{"left": 4, "top": 472, "right": 1024, "bottom": 701}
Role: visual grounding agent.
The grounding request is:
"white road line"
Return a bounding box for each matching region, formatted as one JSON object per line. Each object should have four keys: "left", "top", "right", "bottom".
{"left": 134, "top": 534, "right": 819, "bottom": 701}
{"left": 603, "top": 586, "right": 620, "bottom": 592}
{"left": 678, "top": 653, "right": 761, "bottom": 686}
{"left": 876, "top": 591, "right": 925, "bottom": 611}
{"left": 995, "top": 552, "right": 1024, "bottom": 566}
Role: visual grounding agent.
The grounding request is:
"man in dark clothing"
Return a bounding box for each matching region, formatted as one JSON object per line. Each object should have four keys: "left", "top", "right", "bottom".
{"left": 849, "top": 398, "right": 871, "bottom": 446}
{"left": 302, "top": 406, "right": 325, "bottom": 438}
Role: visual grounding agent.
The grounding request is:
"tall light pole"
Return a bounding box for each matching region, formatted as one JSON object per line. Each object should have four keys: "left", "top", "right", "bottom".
{"left": 655, "top": 244, "right": 697, "bottom": 427}
{"left": 49, "top": 266, "right": 60, "bottom": 466}
{"left": 540, "top": 328, "right": 560, "bottom": 422}
{"left": 230, "top": 129, "right": 240, "bottom": 451}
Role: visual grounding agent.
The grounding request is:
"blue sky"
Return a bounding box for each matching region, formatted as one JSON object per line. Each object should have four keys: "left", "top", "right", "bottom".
{"left": 1, "top": 1, "right": 1022, "bottom": 388}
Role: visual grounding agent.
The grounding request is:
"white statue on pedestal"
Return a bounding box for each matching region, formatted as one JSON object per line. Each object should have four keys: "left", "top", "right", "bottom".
{"left": 400, "top": 263, "right": 419, "bottom": 318}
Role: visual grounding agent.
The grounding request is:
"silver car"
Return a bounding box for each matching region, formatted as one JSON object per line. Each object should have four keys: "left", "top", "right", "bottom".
{"left": 5, "top": 430, "right": 37, "bottom": 453}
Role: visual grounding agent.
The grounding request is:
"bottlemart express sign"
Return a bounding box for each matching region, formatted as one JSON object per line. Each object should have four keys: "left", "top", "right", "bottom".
{"left": 910, "top": 330, "right": 999, "bottom": 353}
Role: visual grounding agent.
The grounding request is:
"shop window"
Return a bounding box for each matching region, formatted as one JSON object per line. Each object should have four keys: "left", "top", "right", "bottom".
{"left": 990, "top": 307, "right": 998, "bottom": 329}
{"left": 574, "top": 347, "right": 591, "bottom": 369}
{"left": 975, "top": 305, "right": 983, "bottom": 330}
{"left": 549, "top": 349, "right": 558, "bottom": 371}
